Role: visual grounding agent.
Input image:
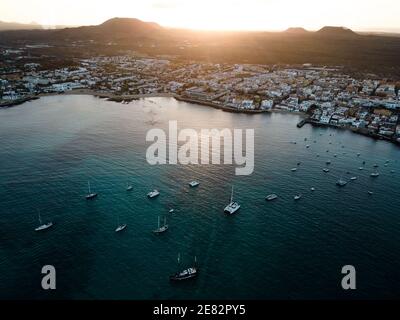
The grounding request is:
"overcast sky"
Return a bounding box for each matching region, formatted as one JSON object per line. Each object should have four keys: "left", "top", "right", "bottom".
{"left": 1, "top": 0, "right": 399, "bottom": 32}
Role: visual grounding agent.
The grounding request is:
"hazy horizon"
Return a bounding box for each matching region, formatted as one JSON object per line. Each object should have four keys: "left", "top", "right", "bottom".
{"left": 1, "top": 0, "right": 400, "bottom": 33}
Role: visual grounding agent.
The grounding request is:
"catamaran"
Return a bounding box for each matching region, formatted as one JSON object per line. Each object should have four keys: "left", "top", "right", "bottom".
{"left": 85, "top": 181, "right": 98, "bottom": 200}
{"left": 189, "top": 181, "right": 200, "bottom": 188}
{"left": 147, "top": 189, "right": 160, "bottom": 198}
{"left": 35, "top": 210, "right": 53, "bottom": 232}
{"left": 224, "top": 186, "right": 240, "bottom": 215}
{"left": 153, "top": 216, "right": 168, "bottom": 234}
{"left": 170, "top": 254, "right": 198, "bottom": 281}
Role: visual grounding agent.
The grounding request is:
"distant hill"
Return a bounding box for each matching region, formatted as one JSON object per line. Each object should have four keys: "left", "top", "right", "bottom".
{"left": 0, "top": 20, "right": 42, "bottom": 31}
{"left": 1, "top": 18, "right": 400, "bottom": 77}
{"left": 55, "top": 17, "right": 163, "bottom": 41}
{"left": 316, "top": 26, "right": 359, "bottom": 37}
{"left": 285, "top": 27, "right": 309, "bottom": 34}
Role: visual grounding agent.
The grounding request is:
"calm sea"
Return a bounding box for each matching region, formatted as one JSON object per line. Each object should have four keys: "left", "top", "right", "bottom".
{"left": 0, "top": 95, "right": 399, "bottom": 299}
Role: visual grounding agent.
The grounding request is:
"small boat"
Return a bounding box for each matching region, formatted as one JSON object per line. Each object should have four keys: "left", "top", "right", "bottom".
{"left": 169, "top": 208, "right": 175, "bottom": 213}
{"left": 35, "top": 210, "right": 53, "bottom": 232}
{"left": 189, "top": 181, "right": 200, "bottom": 188}
{"left": 334, "top": 154, "right": 337, "bottom": 157}
{"left": 266, "top": 194, "right": 278, "bottom": 201}
{"left": 170, "top": 255, "right": 198, "bottom": 281}
{"left": 350, "top": 177, "right": 357, "bottom": 181}
{"left": 323, "top": 168, "right": 330, "bottom": 173}
{"left": 153, "top": 216, "right": 168, "bottom": 234}
{"left": 326, "top": 160, "right": 331, "bottom": 165}
{"left": 316, "top": 154, "right": 320, "bottom": 157}
{"left": 336, "top": 178, "right": 347, "bottom": 187}
{"left": 368, "top": 191, "right": 374, "bottom": 195}
{"left": 224, "top": 186, "right": 240, "bottom": 215}
{"left": 310, "top": 187, "right": 315, "bottom": 192}
{"left": 391, "top": 170, "right": 395, "bottom": 173}
{"left": 115, "top": 224, "right": 127, "bottom": 232}
{"left": 359, "top": 167, "right": 364, "bottom": 170}
{"left": 147, "top": 189, "right": 160, "bottom": 198}
{"left": 373, "top": 164, "right": 379, "bottom": 168}
{"left": 294, "top": 194, "right": 302, "bottom": 201}
{"left": 291, "top": 168, "right": 297, "bottom": 172}
{"left": 370, "top": 172, "right": 379, "bottom": 178}
{"left": 306, "top": 145, "right": 310, "bottom": 148}
{"left": 357, "top": 153, "right": 361, "bottom": 157}
{"left": 126, "top": 184, "right": 133, "bottom": 191}
{"left": 85, "top": 181, "right": 98, "bottom": 200}
{"left": 115, "top": 214, "right": 127, "bottom": 232}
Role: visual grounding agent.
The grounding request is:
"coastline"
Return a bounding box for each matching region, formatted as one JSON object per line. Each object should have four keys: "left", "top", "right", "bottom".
{"left": 1, "top": 89, "right": 398, "bottom": 146}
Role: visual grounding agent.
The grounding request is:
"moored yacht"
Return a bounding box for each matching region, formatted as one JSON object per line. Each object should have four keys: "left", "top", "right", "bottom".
{"left": 294, "top": 194, "right": 302, "bottom": 201}
{"left": 85, "top": 181, "right": 98, "bottom": 200}
{"left": 115, "top": 224, "right": 127, "bottom": 232}
{"left": 147, "top": 189, "right": 160, "bottom": 198}
{"left": 170, "top": 255, "right": 198, "bottom": 281}
{"left": 323, "top": 168, "right": 330, "bottom": 173}
{"left": 189, "top": 181, "right": 200, "bottom": 188}
{"left": 336, "top": 178, "right": 347, "bottom": 187}
{"left": 153, "top": 216, "right": 168, "bottom": 234}
{"left": 35, "top": 210, "right": 53, "bottom": 232}
{"left": 291, "top": 168, "right": 297, "bottom": 172}
{"left": 266, "top": 194, "right": 278, "bottom": 201}
{"left": 370, "top": 172, "right": 380, "bottom": 178}
{"left": 350, "top": 177, "right": 357, "bottom": 181}
{"left": 224, "top": 186, "right": 240, "bottom": 215}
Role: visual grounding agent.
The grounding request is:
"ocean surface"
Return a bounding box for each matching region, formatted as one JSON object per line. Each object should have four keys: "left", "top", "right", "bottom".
{"left": 0, "top": 95, "right": 399, "bottom": 299}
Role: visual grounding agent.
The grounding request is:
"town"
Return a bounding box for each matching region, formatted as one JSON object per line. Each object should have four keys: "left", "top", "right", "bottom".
{"left": 1, "top": 48, "right": 399, "bottom": 144}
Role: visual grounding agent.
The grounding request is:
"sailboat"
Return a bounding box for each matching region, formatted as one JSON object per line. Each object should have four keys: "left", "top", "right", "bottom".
{"left": 126, "top": 183, "right": 133, "bottom": 191}
{"left": 170, "top": 254, "right": 198, "bottom": 281}
{"left": 153, "top": 216, "right": 168, "bottom": 234}
{"left": 85, "top": 181, "right": 98, "bottom": 200}
{"left": 115, "top": 214, "right": 127, "bottom": 232}
{"left": 35, "top": 209, "right": 53, "bottom": 232}
{"left": 224, "top": 186, "right": 240, "bottom": 215}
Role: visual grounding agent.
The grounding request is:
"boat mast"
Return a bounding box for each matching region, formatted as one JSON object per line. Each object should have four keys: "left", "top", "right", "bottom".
{"left": 88, "top": 181, "right": 91, "bottom": 194}
{"left": 230, "top": 186, "right": 234, "bottom": 203}
{"left": 158, "top": 216, "right": 160, "bottom": 229}
{"left": 164, "top": 217, "right": 166, "bottom": 227}
{"left": 37, "top": 209, "right": 42, "bottom": 224}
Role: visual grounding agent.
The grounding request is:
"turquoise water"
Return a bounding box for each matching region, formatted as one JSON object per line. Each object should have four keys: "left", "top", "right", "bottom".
{"left": 0, "top": 95, "right": 399, "bottom": 299}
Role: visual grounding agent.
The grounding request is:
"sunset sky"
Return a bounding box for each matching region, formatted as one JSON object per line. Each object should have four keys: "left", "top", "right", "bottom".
{"left": 1, "top": 0, "right": 399, "bottom": 32}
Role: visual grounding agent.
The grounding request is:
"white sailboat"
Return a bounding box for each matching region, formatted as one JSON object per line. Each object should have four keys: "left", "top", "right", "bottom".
{"left": 224, "top": 186, "right": 240, "bottom": 215}
{"left": 86, "top": 181, "right": 98, "bottom": 200}
{"left": 115, "top": 214, "right": 127, "bottom": 232}
{"left": 153, "top": 216, "right": 168, "bottom": 233}
{"left": 126, "top": 183, "right": 133, "bottom": 191}
{"left": 35, "top": 210, "right": 53, "bottom": 232}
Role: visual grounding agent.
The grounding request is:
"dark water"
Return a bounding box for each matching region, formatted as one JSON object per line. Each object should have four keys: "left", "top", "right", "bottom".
{"left": 0, "top": 95, "right": 399, "bottom": 299}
